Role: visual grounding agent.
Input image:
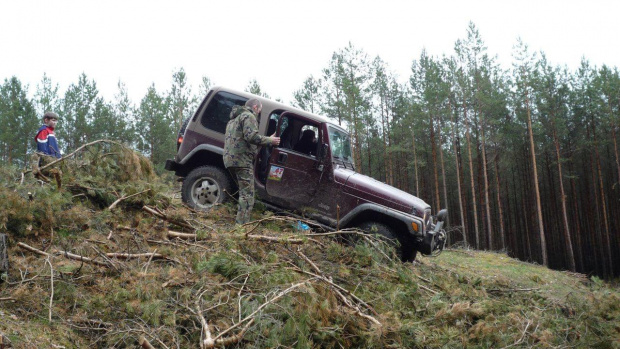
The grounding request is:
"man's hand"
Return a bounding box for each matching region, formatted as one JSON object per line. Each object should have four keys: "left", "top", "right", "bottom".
{"left": 269, "top": 132, "right": 280, "bottom": 146}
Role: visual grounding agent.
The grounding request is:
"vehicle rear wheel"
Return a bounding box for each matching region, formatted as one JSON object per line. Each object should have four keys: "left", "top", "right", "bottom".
{"left": 357, "top": 221, "right": 417, "bottom": 262}
{"left": 181, "top": 166, "right": 232, "bottom": 210}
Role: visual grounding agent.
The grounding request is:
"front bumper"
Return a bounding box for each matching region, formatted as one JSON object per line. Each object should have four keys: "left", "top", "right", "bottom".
{"left": 416, "top": 209, "right": 448, "bottom": 255}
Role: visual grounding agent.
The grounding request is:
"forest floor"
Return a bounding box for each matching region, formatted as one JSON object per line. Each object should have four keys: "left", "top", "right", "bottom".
{"left": 0, "top": 143, "right": 619, "bottom": 348}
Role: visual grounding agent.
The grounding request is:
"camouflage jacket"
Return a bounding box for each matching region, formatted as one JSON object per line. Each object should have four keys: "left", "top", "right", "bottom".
{"left": 223, "top": 106, "right": 271, "bottom": 168}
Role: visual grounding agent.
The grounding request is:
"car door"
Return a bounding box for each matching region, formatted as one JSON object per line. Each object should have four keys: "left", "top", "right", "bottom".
{"left": 265, "top": 113, "right": 322, "bottom": 210}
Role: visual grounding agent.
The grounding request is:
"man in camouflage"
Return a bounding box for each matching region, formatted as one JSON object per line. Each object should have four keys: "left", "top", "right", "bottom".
{"left": 224, "top": 99, "right": 280, "bottom": 225}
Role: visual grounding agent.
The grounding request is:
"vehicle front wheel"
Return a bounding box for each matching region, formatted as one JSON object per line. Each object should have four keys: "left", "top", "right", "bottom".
{"left": 357, "top": 221, "right": 417, "bottom": 262}
{"left": 181, "top": 166, "right": 232, "bottom": 210}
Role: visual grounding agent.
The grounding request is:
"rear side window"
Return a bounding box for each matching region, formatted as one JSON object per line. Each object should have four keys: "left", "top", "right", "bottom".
{"left": 200, "top": 91, "right": 248, "bottom": 133}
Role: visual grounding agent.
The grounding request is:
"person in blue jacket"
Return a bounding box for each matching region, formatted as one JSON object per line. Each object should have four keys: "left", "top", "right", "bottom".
{"left": 35, "top": 112, "right": 62, "bottom": 158}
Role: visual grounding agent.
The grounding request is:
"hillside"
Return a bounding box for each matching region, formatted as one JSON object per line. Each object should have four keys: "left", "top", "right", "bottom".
{"left": 0, "top": 144, "right": 619, "bottom": 348}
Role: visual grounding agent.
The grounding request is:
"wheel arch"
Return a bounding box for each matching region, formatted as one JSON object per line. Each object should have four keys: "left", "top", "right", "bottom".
{"left": 343, "top": 206, "right": 411, "bottom": 239}
{"left": 176, "top": 149, "right": 226, "bottom": 177}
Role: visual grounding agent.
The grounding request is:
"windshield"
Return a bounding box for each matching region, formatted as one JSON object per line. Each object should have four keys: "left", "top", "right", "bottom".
{"left": 328, "top": 126, "right": 354, "bottom": 165}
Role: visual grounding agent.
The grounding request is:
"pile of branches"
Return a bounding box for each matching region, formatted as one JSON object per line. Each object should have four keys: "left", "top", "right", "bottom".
{"left": 0, "top": 140, "right": 169, "bottom": 238}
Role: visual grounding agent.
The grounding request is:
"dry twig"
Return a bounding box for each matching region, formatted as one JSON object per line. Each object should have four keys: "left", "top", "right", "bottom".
{"left": 18, "top": 242, "right": 111, "bottom": 268}
{"left": 139, "top": 335, "right": 156, "bottom": 349}
{"left": 106, "top": 252, "right": 165, "bottom": 260}
{"left": 108, "top": 189, "right": 150, "bottom": 210}
{"left": 143, "top": 205, "right": 195, "bottom": 231}
{"left": 45, "top": 257, "right": 54, "bottom": 322}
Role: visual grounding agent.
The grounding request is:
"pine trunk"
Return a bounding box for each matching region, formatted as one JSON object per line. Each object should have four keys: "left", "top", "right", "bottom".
{"left": 412, "top": 130, "right": 420, "bottom": 196}
{"left": 552, "top": 126, "right": 576, "bottom": 271}
{"left": 430, "top": 113, "right": 441, "bottom": 210}
{"left": 480, "top": 119, "right": 493, "bottom": 250}
{"left": 439, "top": 128, "right": 449, "bottom": 239}
{"left": 494, "top": 154, "right": 506, "bottom": 250}
{"left": 450, "top": 102, "right": 467, "bottom": 244}
{"left": 591, "top": 120, "right": 614, "bottom": 276}
{"left": 464, "top": 106, "right": 480, "bottom": 249}
{"left": 525, "top": 90, "right": 548, "bottom": 266}
{"left": 612, "top": 123, "right": 620, "bottom": 193}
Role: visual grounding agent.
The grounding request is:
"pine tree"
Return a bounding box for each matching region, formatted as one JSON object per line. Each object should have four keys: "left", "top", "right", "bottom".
{"left": 292, "top": 75, "right": 322, "bottom": 113}
{"left": 512, "top": 38, "right": 548, "bottom": 266}
{"left": 0, "top": 77, "right": 37, "bottom": 165}
{"left": 136, "top": 84, "right": 174, "bottom": 166}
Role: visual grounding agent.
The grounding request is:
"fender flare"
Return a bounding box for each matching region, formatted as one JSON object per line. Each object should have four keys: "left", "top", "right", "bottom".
{"left": 179, "top": 144, "right": 223, "bottom": 164}
{"left": 339, "top": 203, "right": 424, "bottom": 237}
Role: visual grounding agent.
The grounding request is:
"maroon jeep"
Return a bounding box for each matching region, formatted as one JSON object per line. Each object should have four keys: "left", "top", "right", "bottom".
{"left": 165, "top": 86, "right": 447, "bottom": 261}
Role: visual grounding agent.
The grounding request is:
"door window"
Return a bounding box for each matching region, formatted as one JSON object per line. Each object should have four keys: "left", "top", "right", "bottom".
{"left": 200, "top": 91, "right": 247, "bottom": 133}
{"left": 278, "top": 115, "right": 319, "bottom": 157}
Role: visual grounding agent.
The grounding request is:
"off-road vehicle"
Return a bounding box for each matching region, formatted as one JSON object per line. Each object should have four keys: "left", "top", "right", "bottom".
{"left": 165, "top": 86, "right": 447, "bottom": 260}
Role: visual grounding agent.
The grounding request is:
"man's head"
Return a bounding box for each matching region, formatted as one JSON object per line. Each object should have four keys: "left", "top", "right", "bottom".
{"left": 43, "top": 111, "right": 59, "bottom": 128}
{"left": 245, "top": 99, "right": 262, "bottom": 116}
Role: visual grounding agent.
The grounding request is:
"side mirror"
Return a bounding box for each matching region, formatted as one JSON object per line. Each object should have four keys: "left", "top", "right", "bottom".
{"left": 436, "top": 209, "right": 448, "bottom": 222}
{"left": 317, "top": 143, "right": 329, "bottom": 161}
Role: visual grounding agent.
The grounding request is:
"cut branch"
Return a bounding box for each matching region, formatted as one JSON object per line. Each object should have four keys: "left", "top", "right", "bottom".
{"left": 18, "top": 242, "right": 111, "bottom": 268}
{"left": 17, "top": 242, "right": 50, "bottom": 257}
{"left": 106, "top": 252, "right": 165, "bottom": 260}
{"left": 143, "top": 205, "right": 195, "bottom": 231}
{"left": 213, "top": 280, "right": 311, "bottom": 343}
{"left": 247, "top": 234, "right": 304, "bottom": 245}
{"left": 22, "top": 139, "right": 125, "bottom": 176}
{"left": 108, "top": 189, "right": 150, "bottom": 210}
{"left": 168, "top": 230, "right": 199, "bottom": 240}
{"left": 139, "top": 335, "right": 156, "bottom": 349}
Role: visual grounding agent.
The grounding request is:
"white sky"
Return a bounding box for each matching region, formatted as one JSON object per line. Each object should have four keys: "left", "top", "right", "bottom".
{"left": 1, "top": 0, "right": 619, "bottom": 105}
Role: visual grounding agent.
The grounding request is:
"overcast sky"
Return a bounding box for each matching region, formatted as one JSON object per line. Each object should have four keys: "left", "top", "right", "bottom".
{"left": 1, "top": 0, "right": 619, "bottom": 106}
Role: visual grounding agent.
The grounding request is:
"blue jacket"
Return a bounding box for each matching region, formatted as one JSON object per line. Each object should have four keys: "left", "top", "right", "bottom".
{"left": 35, "top": 125, "right": 61, "bottom": 158}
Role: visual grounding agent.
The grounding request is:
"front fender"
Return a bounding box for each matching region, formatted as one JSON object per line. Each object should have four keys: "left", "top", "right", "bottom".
{"left": 339, "top": 203, "right": 425, "bottom": 237}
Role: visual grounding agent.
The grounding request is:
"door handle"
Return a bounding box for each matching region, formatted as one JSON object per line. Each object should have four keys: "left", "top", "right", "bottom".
{"left": 278, "top": 153, "right": 288, "bottom": 164}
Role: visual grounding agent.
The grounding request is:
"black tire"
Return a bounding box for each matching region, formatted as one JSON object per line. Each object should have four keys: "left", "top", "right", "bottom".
{"left": 181, "top": 166, "right": 232, "bottom": 210}
{"left": 357, "top": 221, "right": 417, "bottom": 262}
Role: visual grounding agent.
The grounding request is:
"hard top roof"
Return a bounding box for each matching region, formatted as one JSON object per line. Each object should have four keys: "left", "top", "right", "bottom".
{"left": 211, "top": 86, "right": 332, "bottom": 125}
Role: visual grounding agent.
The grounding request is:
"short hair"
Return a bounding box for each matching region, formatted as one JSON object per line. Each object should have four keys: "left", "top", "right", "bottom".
{"left": 43, "top": 111, "right": 59, "bottom": 120}
{"left": 245, "top": 99, "right": 262, "bottom": 110}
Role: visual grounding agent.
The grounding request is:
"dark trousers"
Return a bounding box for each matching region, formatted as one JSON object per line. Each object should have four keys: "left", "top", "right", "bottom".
{"left": 229, "top": 167, "right": 254, "bottom": 225}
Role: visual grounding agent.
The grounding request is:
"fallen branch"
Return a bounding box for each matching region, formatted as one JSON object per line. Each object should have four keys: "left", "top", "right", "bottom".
{"left": 68, "top": 318, "right": 112, "bottom": 332}
{"left": 292, "top": 251, "right": 381, "bottom": 326}
{"left": 57, "top": 250, "right": 111, "bottom": 268}
{"left": 18, "top": 242, "right": 111, "bottom": 268}
{"left": 143, "top": 205, "right": 195, "bottom": 231}
{"left": 291, "top": 267, "right": 378, "bottom": 317}
{"left": 106, "top": 252, "right": 165, "bottom": 260}
{"left": 168, "top": 230, "right": 199, "bottom": 239}
{"left": 108, "top": 189, "right": 150, "bottom": 210}
{"left": 139, "top": 336, "right": 156, "bottom": 349}
{"left": 419, "top": 284, "right": 440, "bottom": 295}
{"left": 22, "top": 140, "right": 125, "bottom": 176}
{"left": 247, "top": 234, "right": 304, "bottom": 245}
{"left": 212, "top": 280, "right": 312, "bottom": 344}
{"left": 46, "top": 257, "right": 54, "bottom": 322}
{"left": 17, "top": 242, "right": 50, "bottom": 257}
{"left": 0, "top": 297, "right": 15, "bottom": 302}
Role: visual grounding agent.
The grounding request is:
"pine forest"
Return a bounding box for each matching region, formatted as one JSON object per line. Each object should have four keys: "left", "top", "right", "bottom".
{"left": 2, "top": 23, "right": 619, "bottom": 279}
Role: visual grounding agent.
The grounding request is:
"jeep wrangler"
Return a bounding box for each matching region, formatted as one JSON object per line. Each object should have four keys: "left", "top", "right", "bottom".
{"left": 165, "top": 86, "right": 447, "bottom": 261}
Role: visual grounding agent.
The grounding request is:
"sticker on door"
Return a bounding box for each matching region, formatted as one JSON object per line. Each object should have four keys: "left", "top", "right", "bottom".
{"left": 268, "top": 165, "right": 284, "bottom": 181}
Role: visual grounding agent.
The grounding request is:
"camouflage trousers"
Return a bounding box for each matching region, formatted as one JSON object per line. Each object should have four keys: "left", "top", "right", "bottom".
{"left": 229, "top": 167, "right": 255, "bottom": 225}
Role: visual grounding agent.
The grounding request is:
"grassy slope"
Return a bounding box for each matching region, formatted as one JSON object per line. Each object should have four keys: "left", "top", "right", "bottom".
{"left": 0, "top": 155, "right": 619, "bottom": 348}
